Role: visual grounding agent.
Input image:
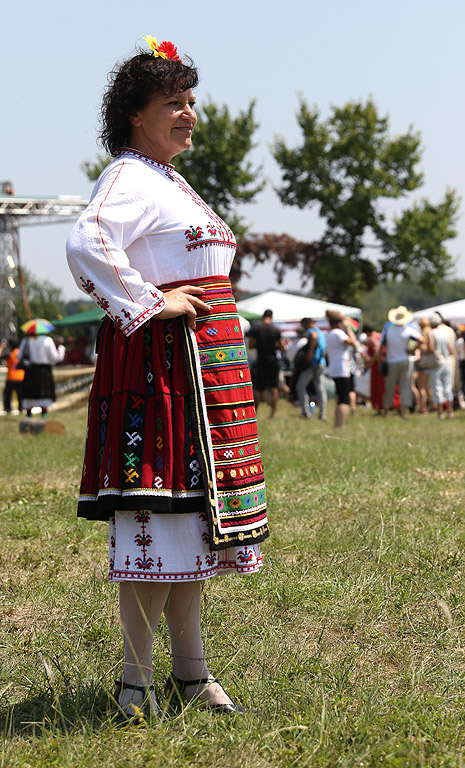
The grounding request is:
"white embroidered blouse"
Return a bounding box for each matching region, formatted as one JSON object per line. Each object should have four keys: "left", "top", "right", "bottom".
{"left": 66, "top": 149, "right": 236, "bottom": 337}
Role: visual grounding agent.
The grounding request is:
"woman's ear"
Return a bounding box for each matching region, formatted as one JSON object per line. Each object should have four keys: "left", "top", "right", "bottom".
{"left": 129, "top": 113, "right": 141, "bottom": 127}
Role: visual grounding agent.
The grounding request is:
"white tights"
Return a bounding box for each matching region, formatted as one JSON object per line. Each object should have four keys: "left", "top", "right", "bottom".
{"left": 119, "top": 581, "right": 233, "bottom": 708}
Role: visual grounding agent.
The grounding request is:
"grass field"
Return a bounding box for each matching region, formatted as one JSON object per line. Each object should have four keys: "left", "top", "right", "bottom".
{"left": 1, "top": 401, "right": 465, "bottom": 767}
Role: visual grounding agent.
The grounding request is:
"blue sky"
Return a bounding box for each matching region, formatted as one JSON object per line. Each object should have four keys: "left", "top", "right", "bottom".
{"left": 2, "top": 0, "right": 464, "bottom": 300}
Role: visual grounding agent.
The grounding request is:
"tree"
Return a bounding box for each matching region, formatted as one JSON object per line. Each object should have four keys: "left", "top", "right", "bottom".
{"left": 82, "top": 99, "right": 264, "bottom": 236}
{"left": 271, "top": 97, "right": 460, "bottom": 303}
{"left": 175, "top": 99, "right": 264, "bottom": 234}
{"left": 232, "top": 233, "right": 324, "bottom": 295}
{"left": 0, "top": 265, "right": 66, "bottom": 333}
{"left": 20, "top": 268, "right": 66, "bottom": 327}
{"left": 361, "top": 277, "right": 465, "bottom": 330}
{"left": 81, "top": 154, "right": 109, "bottom": 182}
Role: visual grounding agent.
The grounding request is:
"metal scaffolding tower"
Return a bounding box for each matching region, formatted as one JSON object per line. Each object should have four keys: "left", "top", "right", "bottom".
{"left": 0, "top": 194, "right": 87, "bottom": 339}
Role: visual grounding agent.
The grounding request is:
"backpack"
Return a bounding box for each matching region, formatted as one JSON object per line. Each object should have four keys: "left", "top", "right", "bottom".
{"left": 294, "top": 341, "right": 312, "bottom": 371}
{"left": 17, "top": 338, "right": 32, "bottom": 370}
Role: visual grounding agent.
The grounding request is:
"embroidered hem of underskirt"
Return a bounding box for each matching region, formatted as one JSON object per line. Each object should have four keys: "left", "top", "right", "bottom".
{"left": 22, "top": 398, "right": 54, "bottom": 409}
{"left": 108, "top": 509, "right": 263, "bottom": 582}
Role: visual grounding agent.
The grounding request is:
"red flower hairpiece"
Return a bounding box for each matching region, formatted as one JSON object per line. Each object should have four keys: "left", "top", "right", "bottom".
{"left": 144, "top": 35, "right": 181, "bottom": 62}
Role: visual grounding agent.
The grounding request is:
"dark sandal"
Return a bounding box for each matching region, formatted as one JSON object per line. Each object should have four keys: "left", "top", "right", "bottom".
{"left": 164, "top": 672, "right": 244, "bottom": 714}
{"left": 114, "top": 678, "right": 159, "bottom": 724}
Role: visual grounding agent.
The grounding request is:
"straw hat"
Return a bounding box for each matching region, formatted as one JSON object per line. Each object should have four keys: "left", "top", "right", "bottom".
{"left": 387, "top": 305, "right": 413, "bottom": 326}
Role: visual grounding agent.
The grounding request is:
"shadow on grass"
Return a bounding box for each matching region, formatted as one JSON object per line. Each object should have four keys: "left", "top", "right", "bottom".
{"left": 0, "top": 682, "right": 118, "bottom": 737}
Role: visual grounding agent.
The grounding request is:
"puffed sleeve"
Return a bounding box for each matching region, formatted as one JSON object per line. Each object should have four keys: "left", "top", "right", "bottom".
{"left": 66, "top": 160, "right": 166, "bottom": 337}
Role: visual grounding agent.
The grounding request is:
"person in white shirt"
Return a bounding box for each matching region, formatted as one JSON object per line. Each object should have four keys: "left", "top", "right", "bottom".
{"left": 427, "top": 312, "right": 455, "bottom": 418}
{"left": 66, "top": 35, "right": 268, "bottom": 721}
{"left": 18, "top": 333, "right": 65, "bottom": 417}
{"left": 325, "top": 310, "right": 357, "bottom": 428}
{"left": 439, "top": 316, "right": 461, "bottom": 405}
{"left": 379, "top": 306, "right": 423, "bottom": 419}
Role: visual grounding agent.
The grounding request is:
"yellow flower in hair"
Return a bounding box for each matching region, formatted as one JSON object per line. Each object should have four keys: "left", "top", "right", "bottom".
{"left": 143, "top": 35, "right": 167, "bottom": 58}
{"left": 143, "top": 35, "right": 160, "bottom": 53}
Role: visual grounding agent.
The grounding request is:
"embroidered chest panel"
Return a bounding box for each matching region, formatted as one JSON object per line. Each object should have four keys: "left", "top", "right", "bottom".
{"left": 119, "top": 149, "right": 236, "bottom": 254}
{"left": 173, "top": 175, "right": 236, "bottom": 253}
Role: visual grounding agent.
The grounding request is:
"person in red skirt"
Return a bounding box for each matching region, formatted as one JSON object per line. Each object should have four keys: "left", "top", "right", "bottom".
{"left": 67, "top": 35, "right": 269, "bottom": 721}
{"left": 361, "top": 324, "right": 384, "bottom": 414}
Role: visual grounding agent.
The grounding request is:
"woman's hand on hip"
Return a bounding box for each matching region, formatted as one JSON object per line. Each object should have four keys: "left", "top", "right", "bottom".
{"left": 157, "top": 285, "right": 211, "bottom": 329}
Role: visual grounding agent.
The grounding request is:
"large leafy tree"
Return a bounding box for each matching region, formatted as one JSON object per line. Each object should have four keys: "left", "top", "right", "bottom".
{"left": 0, "top": 265, "right": 66, "bottom": 335}
{"left": 82, "top": 99, "right": 264, "bottom": 236}
{"left": 176, "top": 98, "right": 264, "bottom": 235}
{"left": 270, "top": 98, "right": 460, "bottom": 303}
{"left": 17, "top": 267, "right": 66, "bottom": 329}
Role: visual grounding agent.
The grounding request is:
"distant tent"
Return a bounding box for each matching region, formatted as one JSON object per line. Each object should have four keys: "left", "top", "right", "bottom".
{"left": 54, "top": 306, "right": 104, "bottom": 327}
{"left": 412, "top": 298, "right": 465, "bottom": 326}
{"left": 236, "top": 307, "right": 262, "bottom": 321}
{"left": 236, "top": 290, "right": 361, "bottom": 323}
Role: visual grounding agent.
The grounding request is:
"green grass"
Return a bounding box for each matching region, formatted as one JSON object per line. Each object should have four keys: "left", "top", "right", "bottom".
{"left": 1, "top": 402, "right": 465, "bottom": 767}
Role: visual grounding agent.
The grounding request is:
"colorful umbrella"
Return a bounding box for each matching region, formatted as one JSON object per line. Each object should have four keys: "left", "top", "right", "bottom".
{"left": 346, "top": 318, "right": 360, "bottom": 333}
{"left": 21, "top": 318, "right": 55, "bottom": 335}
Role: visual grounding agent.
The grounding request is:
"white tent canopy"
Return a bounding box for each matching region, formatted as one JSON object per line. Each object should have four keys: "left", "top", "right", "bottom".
{"left": 236, "top": 290, "right": 361, "bottom": 323}
{"left": 413, "top": 298, "right": 465, "bottom": 326}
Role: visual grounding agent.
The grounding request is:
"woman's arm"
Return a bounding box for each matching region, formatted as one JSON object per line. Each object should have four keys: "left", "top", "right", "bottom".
{"left": 66, "top": 162, "right": 169, "bottom": 337}
{"left": 425, "top": 330, "right": 435, "bottom": 353}
{"left": 341, "top": 320, "right": 357, "bottom": 347}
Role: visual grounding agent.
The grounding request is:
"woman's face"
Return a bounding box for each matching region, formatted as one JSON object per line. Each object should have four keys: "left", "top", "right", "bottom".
{"left": 129, "top": 88, "right": 197, "bottom": 163}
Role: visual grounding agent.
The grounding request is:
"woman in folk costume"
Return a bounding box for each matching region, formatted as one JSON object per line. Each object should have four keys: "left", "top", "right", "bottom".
{"left": 66, "top": 36, "right": 269, "bottom": 721}
{"left": 19, "top": 330, "right": 65, "bottom": 417}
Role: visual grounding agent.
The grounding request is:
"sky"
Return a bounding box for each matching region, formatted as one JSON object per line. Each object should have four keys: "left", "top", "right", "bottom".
{"left": 2, "top": 0, "right": 465, "bottom": 302}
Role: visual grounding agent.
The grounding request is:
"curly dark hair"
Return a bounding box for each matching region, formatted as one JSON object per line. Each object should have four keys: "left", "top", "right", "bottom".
{"left": 100, "top": 52, "right": 199, "bottom": 157}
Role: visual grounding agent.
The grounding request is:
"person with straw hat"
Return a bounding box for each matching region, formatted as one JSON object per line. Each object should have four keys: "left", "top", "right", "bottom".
{"left": 379, "top": 306, "right": 423, "bottom": 418}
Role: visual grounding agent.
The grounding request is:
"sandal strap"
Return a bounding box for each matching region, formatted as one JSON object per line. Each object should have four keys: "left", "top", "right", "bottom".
{"left": 168, "top": 673, "right": 217, "bottom": 690}
{"left": 114, "top": 679, "right": 154, "bottom": 694}
{"left": 164, "top": 673, "right": 244, "bottom": 714}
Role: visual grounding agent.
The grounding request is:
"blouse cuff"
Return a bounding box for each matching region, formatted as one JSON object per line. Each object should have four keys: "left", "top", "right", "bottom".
{"left": 121, "top": 293, "right": 167, "bottom": 337}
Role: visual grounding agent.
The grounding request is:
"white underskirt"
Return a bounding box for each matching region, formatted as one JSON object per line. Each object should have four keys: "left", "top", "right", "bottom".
{"left": 22, "top": 398, "right": 53, "bottom": 409}
{"left": 108, "top": 510, "right": 263, "bottom": 582}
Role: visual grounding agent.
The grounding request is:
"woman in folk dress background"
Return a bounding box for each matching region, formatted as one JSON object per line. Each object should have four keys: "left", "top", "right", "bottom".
{"left": 67, "top": 36, "right": 269, "bottom": 720}
{"left": 18, "top": 330, "right": 64, "bottom": 417}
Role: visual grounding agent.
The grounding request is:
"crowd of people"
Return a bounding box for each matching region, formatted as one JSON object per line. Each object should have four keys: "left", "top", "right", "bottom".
{"left": 3, "top": 305, "right": 463, "bottom": 426}
{"left": 246, "top": 305, "right": 465, "bottom": 427}
{"left": 362, "top": 307, "right": 463, "bottom": 421}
